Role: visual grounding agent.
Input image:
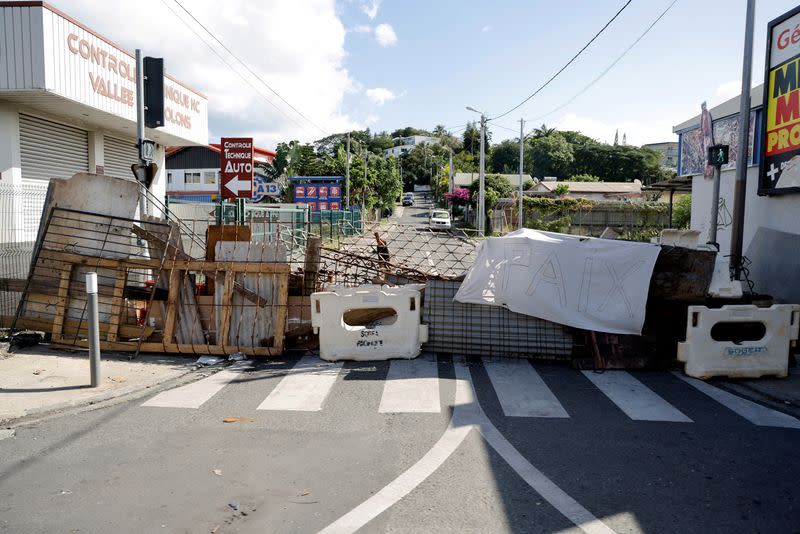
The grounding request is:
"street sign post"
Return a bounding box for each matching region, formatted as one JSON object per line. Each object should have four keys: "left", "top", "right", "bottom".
{"left": 220, "top": 137, "right": 254, "bottom": 200}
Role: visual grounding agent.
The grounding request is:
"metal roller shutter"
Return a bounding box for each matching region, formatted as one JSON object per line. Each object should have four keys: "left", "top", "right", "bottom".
{"left": 19, "top": 114, "right": 89, "bottom": 182}
{"left": 103, "top": 135, "right": 139, "bottom": 180}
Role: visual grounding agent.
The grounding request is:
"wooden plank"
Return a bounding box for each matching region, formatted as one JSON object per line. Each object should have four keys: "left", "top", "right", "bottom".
{"left": 161, "top": 268, "right": 182, "bottom": 344}
{"left": 272, "top": 273, "right": 289, "bottom": 353}
{"left": 6, "top": 315, "right": 154, "bottom": 339}
{"left": 50, "top": 266, "right": 73, "bottom": 341}
{"left": 105, "top": 268, "right": 128, "bottom": 342}
{"left": 205, "top": 225, "right": 251, "bottom": 295}
{"left": 38, "top": 250, "right": 291, "bottom": 274}
{"left": 51, "top": 340, "right": 282, "bottom": 357}
{"left": 217, "top": 270, "right": 236, "bottom": 346}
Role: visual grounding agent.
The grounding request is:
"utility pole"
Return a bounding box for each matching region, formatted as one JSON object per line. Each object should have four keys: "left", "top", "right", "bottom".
{"left": 345, "top": 132, "right": 351, "bottom": 209}
{"left": 478, "top": 113, "right": 486, "bottom": 234}
{"left": 448, "top": 149, "right": 453, "bottom": 197}
{"left": 730, "top": 0, "right": 756, "bottom": 280}
{"left": 363, "top": 149, "right": 367, "bottom": 213}
{"left": 518, "top": 118, "right": 525, "bottom": 230}
{"left": 135, "top": 49, "right": 147, "bottom": 219}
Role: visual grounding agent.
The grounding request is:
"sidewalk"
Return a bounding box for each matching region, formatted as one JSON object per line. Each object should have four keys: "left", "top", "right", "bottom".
{"left": 716, "top": 364, "right": 800, "bottom": 419}
{"left": 0, "top": 344, "right": 199, "bottom": 425}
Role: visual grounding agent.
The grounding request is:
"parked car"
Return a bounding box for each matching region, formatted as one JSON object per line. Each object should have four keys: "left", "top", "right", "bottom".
{"left": 429, "top": 209, "right": 451, "bottom": 230}
{"left": 402, "top": 193, "right": 414, "bottom": 206}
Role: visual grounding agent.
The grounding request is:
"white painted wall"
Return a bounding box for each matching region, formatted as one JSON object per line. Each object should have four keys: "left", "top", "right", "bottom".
{"left": 0, "top": 103, "right": 21, "bottom": 185}
{"left": 690, "top": 165, "right": 800, "bottom": 302}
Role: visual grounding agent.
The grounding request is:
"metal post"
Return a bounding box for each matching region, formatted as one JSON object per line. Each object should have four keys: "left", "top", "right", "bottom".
{"left": 478, "top": 114, "right": 486, "bottom": 234}
{"left": 363, "top": 151, "right": 367, "bottom": 214}
{"left": 730, "top": 0, "right": 756, "bottom": 279}
{"left": 86, "top": 272, "right": 101, "bottom": 388}
{"left": 668, "top": 189, "right": 674, "bottom": 229}
{"left": 518, "top": 118, "right": 525, "bottom": 229}
{"left": 708, "top": 165, "right": 721, "bottom": 246}
{"left": 135, "top": 49, "right": 147, "bottom": 219}
{"left": 345, "top": 132, "right": 351, "bottom": 209}
{"left": 448, "top": 149, "right": 453, "bottom": 196}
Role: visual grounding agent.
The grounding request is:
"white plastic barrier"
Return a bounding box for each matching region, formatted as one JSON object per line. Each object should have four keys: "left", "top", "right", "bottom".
{"left": 678, "top": 304, "right": 800, "bottom": 379}
{"left": 311, "top": 284, "right": 429, "bottom": 362}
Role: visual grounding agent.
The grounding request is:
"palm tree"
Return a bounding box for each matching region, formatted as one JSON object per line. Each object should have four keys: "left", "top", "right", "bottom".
{"left": 532, "top": 124, "right": 556, "bottom": 138}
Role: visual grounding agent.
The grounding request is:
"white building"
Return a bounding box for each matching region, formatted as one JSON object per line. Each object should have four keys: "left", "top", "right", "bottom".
{"left": 0, "top": 1, "right": 208, "bottom": 241}
{"left": 384, "top": 135, "right": 438, "bottom": 158}
{"left": 673, "top": 84, "right": 800, "bottom": 303}
{"left": 528, "top": 180, "right": 644, "bottom": 201}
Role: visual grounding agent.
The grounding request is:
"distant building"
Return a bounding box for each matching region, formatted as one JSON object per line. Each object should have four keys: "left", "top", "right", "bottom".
{"left": 452, "top": 172, "right": 533, "bottom": 189}
{"left": 528, "top": 180, "right": 644, "bottom": 201}
{"left": 384, "top": 135, "right": 438, "bottom": 158}
{"left": 166, "top": 143, "right": 276, "bottom": 202}
{"left": 642, "top": 141, "right": 679, "bottom": 169}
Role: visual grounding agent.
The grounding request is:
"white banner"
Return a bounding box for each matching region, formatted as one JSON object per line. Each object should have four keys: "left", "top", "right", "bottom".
{"left": 454, "top": 229, "right": 661, "bottom": 334}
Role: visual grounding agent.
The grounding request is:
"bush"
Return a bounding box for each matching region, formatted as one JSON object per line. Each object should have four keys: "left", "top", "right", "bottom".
{"left": 672, "top": 194, "right": 692, "bottom": 229}
{"left": 569, "top": 173, "right": 600, "bottom": 182}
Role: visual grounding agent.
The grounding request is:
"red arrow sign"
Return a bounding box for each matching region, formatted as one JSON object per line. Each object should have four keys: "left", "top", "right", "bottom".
{"left": 220, "top": 137, "right": 253, "bottom": 200}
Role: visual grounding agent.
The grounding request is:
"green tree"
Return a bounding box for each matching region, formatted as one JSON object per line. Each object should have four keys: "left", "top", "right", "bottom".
{"left": 569, "top": 173, "right": 600, "bottom": 182}
{"left": 553, "top": 184, "right": 570, "bottom": 197}
{"left": 532, "top": 123, "right": 556, "bottom": 138}
{"left": 529, "top": 134, "right": 574, "bottom": 179}
{"left": 489, "top": 139, "right": 520, "bottom": 173}
{"left": 672, "top": 194, "right": 692, "bottom": 228}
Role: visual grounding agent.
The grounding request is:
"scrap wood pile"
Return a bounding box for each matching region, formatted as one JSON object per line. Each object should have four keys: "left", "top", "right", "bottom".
{"left": 4, "top": 173, "right": 308, "bottom": 357}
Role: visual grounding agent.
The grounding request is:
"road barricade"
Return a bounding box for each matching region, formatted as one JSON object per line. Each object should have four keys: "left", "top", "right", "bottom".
{"left": 311, "top": 284, "right": 428, "bottom": 361}
{"left": 677, "top": 304, "right": 800, "bottom": 379}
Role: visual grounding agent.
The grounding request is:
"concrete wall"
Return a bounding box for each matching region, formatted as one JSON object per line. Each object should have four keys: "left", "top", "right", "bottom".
{"left": 691, "top": 165, "right": 800, "bottom": 303}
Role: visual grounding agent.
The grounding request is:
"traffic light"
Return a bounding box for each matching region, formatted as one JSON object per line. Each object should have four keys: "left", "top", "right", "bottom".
{"left": 143, "top": 57, "right": 164, "bottom": 128}
{"left": 131, "top": 162, "right": 159, "bottom": 189}
{"left": 707, "top": 144, "right": 729, "bottom": 167}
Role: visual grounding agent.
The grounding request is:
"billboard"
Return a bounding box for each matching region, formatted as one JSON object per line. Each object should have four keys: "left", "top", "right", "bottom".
{"left": 760, "top": 6, "right": 800, "bottom": 195}
{"left": 220, "top": 137, "right": 254, "bottom": 200}
{"left": 294, "top": 182, "right": 342, "bottom": 211}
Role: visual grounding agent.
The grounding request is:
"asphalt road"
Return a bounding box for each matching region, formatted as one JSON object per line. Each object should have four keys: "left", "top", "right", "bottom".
{"left": 2, "top": 354, "right": 799, "bottom": 534}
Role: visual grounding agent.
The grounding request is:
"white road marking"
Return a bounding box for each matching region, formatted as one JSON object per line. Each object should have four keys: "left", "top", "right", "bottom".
{"left": 257, "top": 355, "right": 342, "bottom": 412}
{"left": 674, "top": 372, "right": 800, "bottom": 429}
{"left": 582, "top": 371, "right": 691, "bottom": 422}
{"left": 484, "top": 359, "right": 569, "bottom": 418}
{"left": 378, "top": 356, "right": 440, "bottom": 413}
{"left": 318, "top": 361, "right": 616, "bottom": 534}
{"left": 141, "top": 363, "right": 249, "bottom": 409}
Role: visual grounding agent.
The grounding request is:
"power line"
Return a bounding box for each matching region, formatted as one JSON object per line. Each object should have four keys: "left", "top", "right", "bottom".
{"left": 159, "top": 0, "right": 320, "bottom": 137}
{"left": 489, "top": 0, "right": 633, "bottom": 121}
{"left": 524, "top": 0, "right": 677, "bottom": 135}
{"left": 170, "top": 0, "right": 329, "bottom": 136}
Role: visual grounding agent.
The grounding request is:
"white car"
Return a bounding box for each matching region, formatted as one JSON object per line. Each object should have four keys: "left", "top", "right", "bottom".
{"left": 429, "top": 209, "right": 451, "bottom": 230}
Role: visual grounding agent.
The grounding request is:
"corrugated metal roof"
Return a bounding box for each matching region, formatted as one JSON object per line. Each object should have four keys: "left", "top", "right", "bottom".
{"left": 531, "top": 181, "right": 642, "bottom": 193}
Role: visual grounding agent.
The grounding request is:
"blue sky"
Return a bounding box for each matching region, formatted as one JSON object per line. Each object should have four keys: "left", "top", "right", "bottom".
{"left": 52, "top": 0, "right": 800, "bottom": 148}
{"left": 336, "top": 0, "right": 800, "bottom": 146}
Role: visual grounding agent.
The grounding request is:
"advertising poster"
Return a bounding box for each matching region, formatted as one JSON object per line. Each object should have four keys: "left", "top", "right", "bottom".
{"left": 318, "top": 186, "right": 328, "bottom": 200}
{"left": 294, "top": 185, "right": 305, "bottom": 200}
{"left": 220, "top": 137, "right": 253, "bottom": 200}
{"left": 761, "top": 6, "right": 800, "bottom": 194}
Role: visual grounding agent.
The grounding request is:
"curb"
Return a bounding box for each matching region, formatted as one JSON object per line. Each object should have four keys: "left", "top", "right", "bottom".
{"left": 1, "top": 363, "right": 224, "bottom": 428}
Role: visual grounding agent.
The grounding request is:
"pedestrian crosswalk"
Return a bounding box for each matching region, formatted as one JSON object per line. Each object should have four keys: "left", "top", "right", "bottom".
{"left": 140, "top": 356, "right": 800, "bottom": 429}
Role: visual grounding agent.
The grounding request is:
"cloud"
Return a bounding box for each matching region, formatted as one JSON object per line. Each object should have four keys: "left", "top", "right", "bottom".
{"left": 553, "top": 113, "right": 676, "bottom": 146}
{"left": 481, "top": 25, "right": 492, "bottom": 33}
{"left": 365, "top": 114, "right": 380, "bottom": 125}
{"left": 366, "top": 87, "right": 396, "bottom": 106}
{"left": 374, "top": 23, "right": 398, "bottom": 47}
{"left": 52, "top": 0, "right": 361, "bottom": 148}
{"left": 350, "top": 24, "right": 373, "bottom": 33}
{"left": 361, "top": 0, "right": 381, "bottom": 19}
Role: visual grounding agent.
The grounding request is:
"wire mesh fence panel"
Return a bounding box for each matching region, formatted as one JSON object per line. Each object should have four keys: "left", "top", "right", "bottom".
{"left": 0, "top": 182, "right": 49, "bottom": 316}
{"left": 422, "top": 279, "right": 575, "bottom": 359}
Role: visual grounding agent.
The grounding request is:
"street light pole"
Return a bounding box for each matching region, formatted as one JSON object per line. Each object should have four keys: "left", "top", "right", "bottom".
{"left": 467, "top": 106, "right": 487, "bottom": 234}
{"left": 478, "top": 114, "right": 486, "bottom": 234}
{"left": 518, "top": 118, "right": 525, "bottom": 230}
{"left": 345, "top": 132, "right": 351, "bottom": 209}
{"left": 730, "top": 0, "right": 756, "bottom": 280}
